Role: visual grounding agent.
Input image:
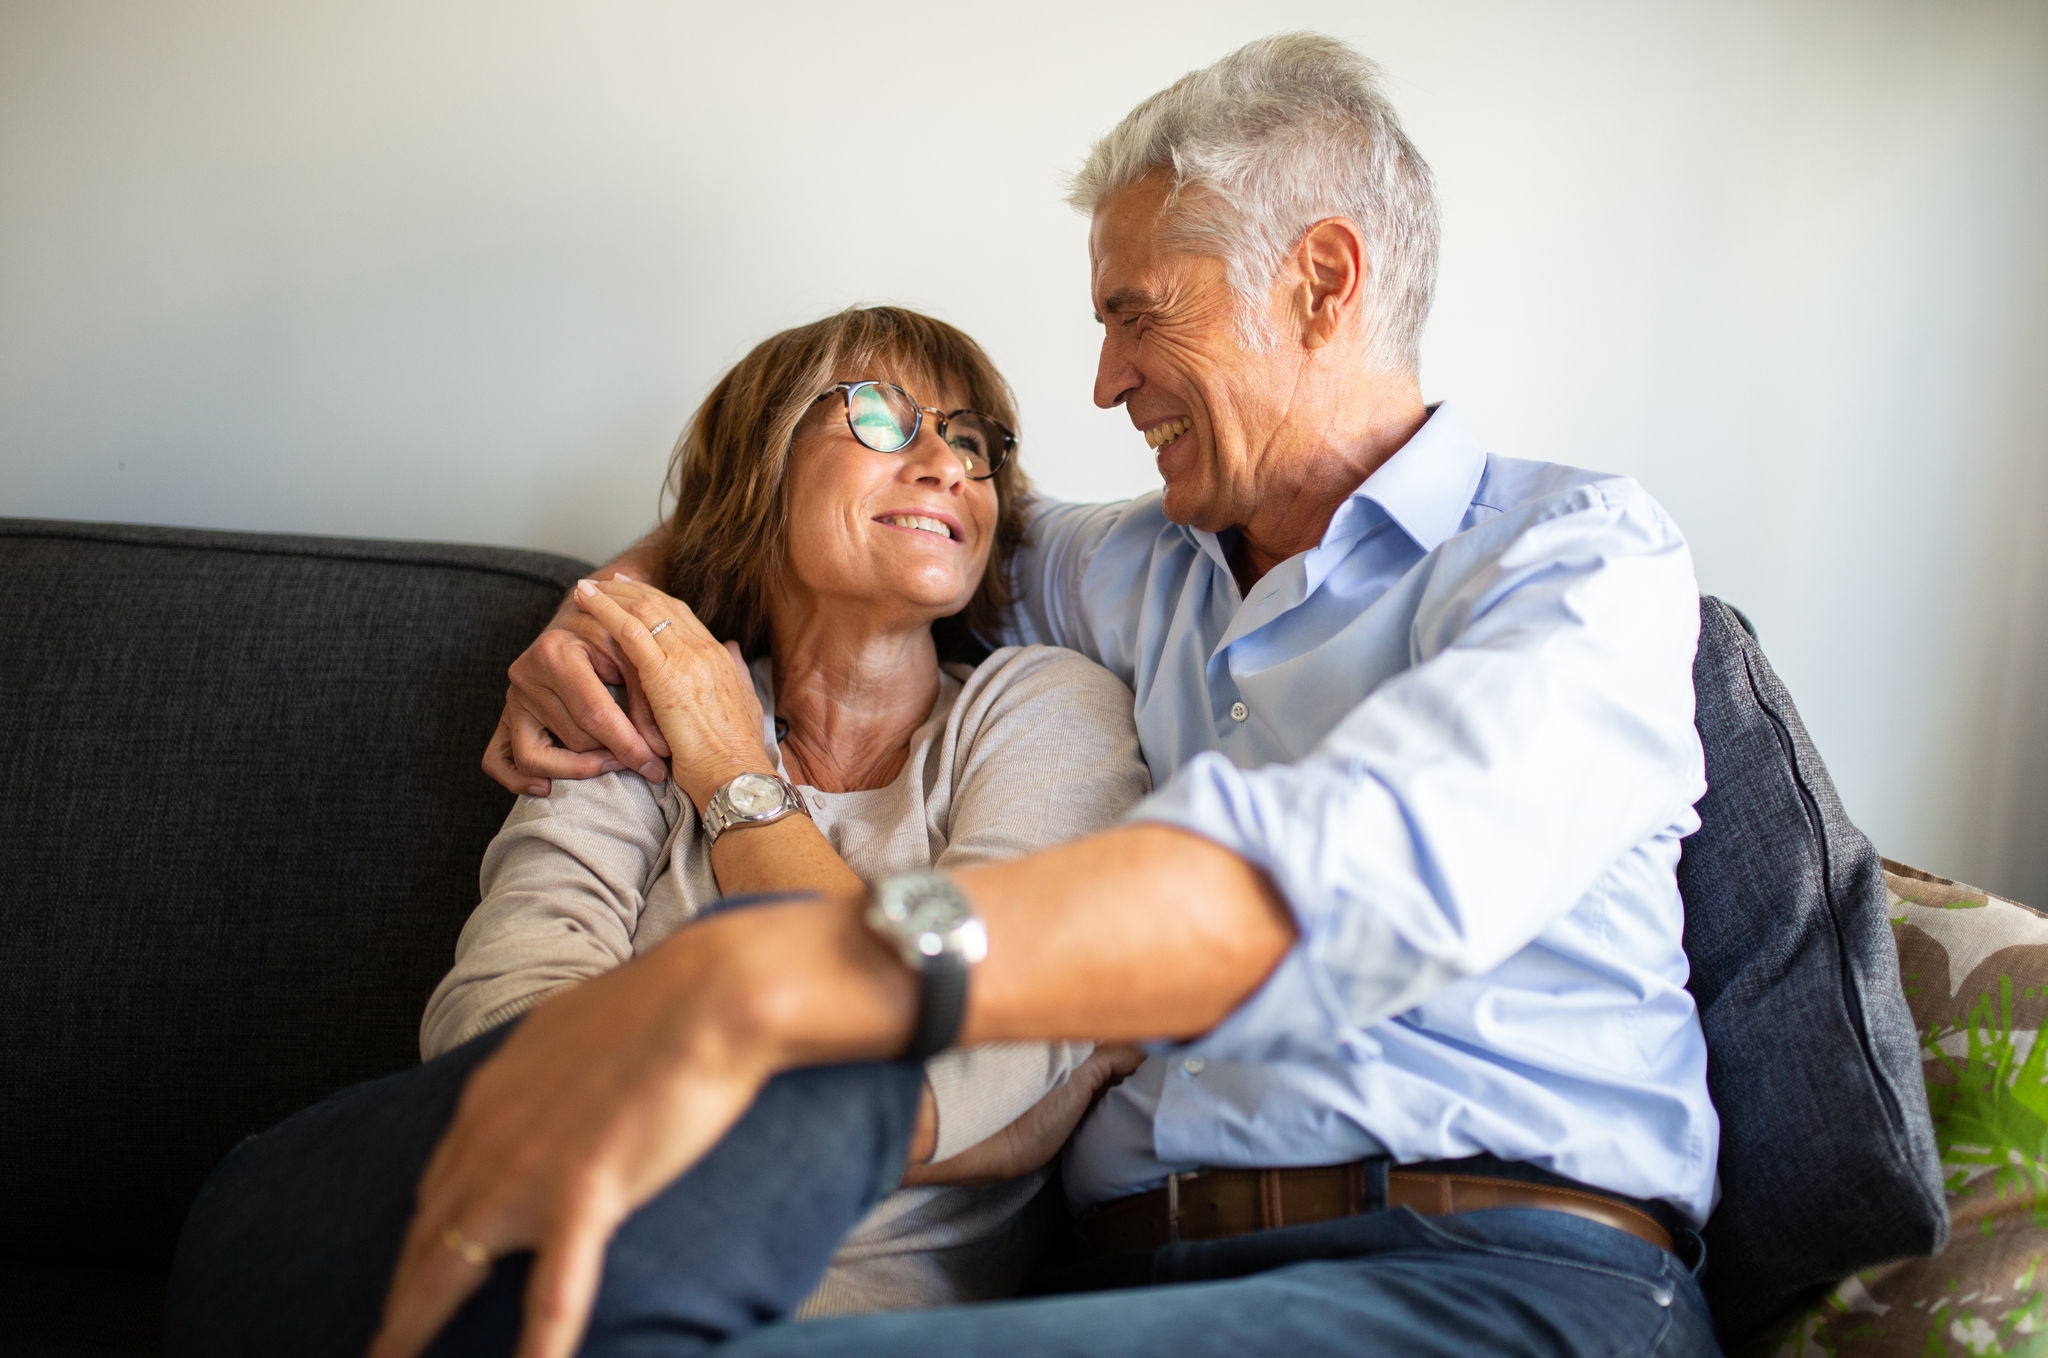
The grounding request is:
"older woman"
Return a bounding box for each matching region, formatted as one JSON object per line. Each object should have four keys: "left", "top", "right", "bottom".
{"left": 165, "top": 306, "right": 1148, "bottom": 1353}
{"left": 420, "top": 305, "right": 1149, "bottom": 1314}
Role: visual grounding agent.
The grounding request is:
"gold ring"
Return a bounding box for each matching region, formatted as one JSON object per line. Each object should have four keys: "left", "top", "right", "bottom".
{"left": 441, "top": 1225, "right": 492, "bottom": 1269}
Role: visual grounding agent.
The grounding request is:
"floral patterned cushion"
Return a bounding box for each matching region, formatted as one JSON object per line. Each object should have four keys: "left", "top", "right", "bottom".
{"left": 1746, "top": 861, "right": 2048, "bottom": 1357}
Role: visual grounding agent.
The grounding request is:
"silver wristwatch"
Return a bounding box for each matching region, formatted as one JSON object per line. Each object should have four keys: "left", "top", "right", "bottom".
{"left": 701, "top": 771, "right": 808, "bottom": 845}
{"left": 865, "top": 871, "right": 988, "bottom": 1061}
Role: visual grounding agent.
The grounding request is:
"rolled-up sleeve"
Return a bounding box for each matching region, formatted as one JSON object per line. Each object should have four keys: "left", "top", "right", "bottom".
{"left": 1130, "top": 479, "right": 1706, "bottom": 1059}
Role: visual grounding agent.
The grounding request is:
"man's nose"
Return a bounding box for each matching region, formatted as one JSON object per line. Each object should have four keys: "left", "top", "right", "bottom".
{"left": 1094, "top": 333, "right": 1139, "bottom": 410}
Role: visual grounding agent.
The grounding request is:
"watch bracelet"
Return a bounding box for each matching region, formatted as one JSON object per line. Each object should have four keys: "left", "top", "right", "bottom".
{"left": 703, "top": 772, "right": 807, "bottom": 845}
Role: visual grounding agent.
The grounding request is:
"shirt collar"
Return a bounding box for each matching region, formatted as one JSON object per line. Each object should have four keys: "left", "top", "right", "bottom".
{"left": 1177, "top": 401, "right": 1488, "bottom": 569}
{"left": 1329, "top": 402, "right": 1488, "bottom": 553}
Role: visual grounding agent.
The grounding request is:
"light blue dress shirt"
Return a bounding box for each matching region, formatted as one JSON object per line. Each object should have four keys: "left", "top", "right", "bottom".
{"left": 1006, "top": 404, "right": 1719, "bottom": 1224}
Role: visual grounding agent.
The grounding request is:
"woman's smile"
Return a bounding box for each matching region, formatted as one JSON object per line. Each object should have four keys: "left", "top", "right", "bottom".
{"left": 872, "top": 510, "right": 963, "bottom": 542}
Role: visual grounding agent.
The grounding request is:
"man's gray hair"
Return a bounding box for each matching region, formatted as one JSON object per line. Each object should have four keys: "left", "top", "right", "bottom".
{"left": 1069, "top": 33, "right": 1440, "bottom": 373}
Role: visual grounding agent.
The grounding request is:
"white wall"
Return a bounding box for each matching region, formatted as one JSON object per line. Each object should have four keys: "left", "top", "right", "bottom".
{"left": 4, "top": 0, "right": 2045, "bottom": 901}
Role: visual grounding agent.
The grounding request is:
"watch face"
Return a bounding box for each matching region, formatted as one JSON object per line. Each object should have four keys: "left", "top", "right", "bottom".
{"left": 873, "top": 876, "right": 988, "bottom": 965}
{"left": 900, "top": 889, "right": 967, "bottom": 942}
{"left": 726, "top": 773, "right": 786, "bottom": 818}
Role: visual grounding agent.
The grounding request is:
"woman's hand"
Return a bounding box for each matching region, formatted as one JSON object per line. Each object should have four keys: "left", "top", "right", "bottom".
{"left": 572, "top": 577, "right": 775, "bottom": 810}
{"left": 367, "top": 929, "right": 778, "bottom": 1358}
{"left": 901, "top": 1045, "right": 1145, "bottom": 1187}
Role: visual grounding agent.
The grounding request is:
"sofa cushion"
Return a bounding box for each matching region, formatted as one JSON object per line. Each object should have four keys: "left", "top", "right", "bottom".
{"left": 1679, "top": 598, "right": 1948, "bottom": 1340}
{"left": 1744, "top": 863, "right": 2048, "bottom": 1357}
{"left": 0, "top": 518, "right": 588, "bottom": 1275}
{"left": 0, "top": 1262, "right": 166, "bottom": 1358}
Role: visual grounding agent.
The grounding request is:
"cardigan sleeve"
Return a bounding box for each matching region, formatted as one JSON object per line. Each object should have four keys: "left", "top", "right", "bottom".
{"left": 419, "top": 771, "right": 678, "bottom": 1058}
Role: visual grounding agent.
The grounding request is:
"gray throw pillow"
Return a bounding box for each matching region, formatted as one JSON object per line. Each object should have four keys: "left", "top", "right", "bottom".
{"left": 1679, "top": 597, "right": 1948, "bottom": 1341}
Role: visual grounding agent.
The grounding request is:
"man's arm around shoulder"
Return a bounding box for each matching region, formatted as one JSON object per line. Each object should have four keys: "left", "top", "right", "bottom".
{"left": 483, "top": 528, "right": 670, "bottom": 794}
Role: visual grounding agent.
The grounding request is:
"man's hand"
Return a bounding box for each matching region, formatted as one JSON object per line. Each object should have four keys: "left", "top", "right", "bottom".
{"left": 368, "top": 892, "right": 919, "bottom": 1358}
{"left": 366, "top": 935, "right": 774, "bottom": 1358}
{"left": 483, "top": 582, "right": 671, "bottom": 796}
{"left": 902, "top": 1045, "right": 1144, "bottom": 1187}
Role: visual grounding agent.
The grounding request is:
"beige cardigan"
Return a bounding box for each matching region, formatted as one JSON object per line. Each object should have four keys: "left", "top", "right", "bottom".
{"left": 421, "top": 644, "right": 1150, "bottom": 1316}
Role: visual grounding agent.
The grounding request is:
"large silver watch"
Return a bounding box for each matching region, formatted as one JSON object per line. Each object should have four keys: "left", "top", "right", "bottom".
{"left": 701, "top": 771, "right": 808, "bottom": 845}
{"left": 865, "top": 871, "right": 987, "bottom": 1061}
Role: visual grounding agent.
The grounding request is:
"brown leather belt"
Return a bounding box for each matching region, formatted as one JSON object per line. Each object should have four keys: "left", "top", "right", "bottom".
{"left": 1083, "top": 1164, "right": 1676, "bottom": 1256}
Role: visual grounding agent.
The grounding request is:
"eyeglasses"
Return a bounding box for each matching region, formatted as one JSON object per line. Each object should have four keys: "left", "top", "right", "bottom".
{"left": 815, "top": 381, "right": 1014, "bottom": 481}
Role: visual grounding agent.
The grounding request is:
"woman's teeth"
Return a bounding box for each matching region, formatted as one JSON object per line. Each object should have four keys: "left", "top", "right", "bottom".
{"left": 881, "top": 514, "right": 953, "bottom": 539}
{"left": 1145, "top": 418, "right": 1191, "bottom": 450}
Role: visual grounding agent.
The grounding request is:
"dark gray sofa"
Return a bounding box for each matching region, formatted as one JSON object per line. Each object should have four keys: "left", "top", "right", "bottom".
{"left": 0, "top": 516, "right": 1945, "bottom": 1354}
{"left": 0, "top": 519, "right": 589, "bottom": 1355}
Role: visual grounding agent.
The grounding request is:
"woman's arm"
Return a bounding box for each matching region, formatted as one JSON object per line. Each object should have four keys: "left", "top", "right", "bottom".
{"left": 566, "top": 577, "right": 865, "bottom": 900}
{"left": 562, "top": 578, "right": 950, "bottom": 1159}
{"left": 420, "top": 771, "right": 673, "bottom": 1059}
{"left": 900, "top": 1042, "right": 1143, "bottom": 1186}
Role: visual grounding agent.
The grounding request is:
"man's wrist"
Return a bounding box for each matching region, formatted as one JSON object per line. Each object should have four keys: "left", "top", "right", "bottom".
{"left": 866, "top": 871, "right": 984, "bottom": 1061}
{"left": 656, "top": 892, "right": 919, "bottom": 1076}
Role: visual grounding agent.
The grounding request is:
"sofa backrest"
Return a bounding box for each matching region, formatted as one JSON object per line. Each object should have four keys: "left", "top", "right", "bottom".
{"left": 0, "top": 519, "right": 588, "bottom": 1271}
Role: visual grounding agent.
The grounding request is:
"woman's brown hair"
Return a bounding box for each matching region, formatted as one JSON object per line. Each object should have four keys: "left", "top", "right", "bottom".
{"left": 659, "top": 306, "right": 1029, "bottom": 663}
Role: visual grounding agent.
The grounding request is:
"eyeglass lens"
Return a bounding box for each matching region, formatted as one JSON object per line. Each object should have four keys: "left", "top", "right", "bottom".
{"left": 844, "top": 383, "right": 1003, "bottom": 480}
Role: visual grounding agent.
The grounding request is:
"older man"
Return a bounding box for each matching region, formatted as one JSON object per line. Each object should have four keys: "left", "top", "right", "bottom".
{"left": 197, "top": 33, "right": 1720, "bottom": 1358}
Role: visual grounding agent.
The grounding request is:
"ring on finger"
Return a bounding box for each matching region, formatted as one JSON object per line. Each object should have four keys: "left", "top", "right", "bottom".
{"left": 647, "top": 619, "right": 673, "bottom": 637}
{"left": 441, "top": 1225, "right": 492, "bottom": 1269}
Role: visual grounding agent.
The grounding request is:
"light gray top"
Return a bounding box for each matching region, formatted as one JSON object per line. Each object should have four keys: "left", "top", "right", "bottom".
{"left": 421, "top": 644, "right": 1149, "bottom": 1315}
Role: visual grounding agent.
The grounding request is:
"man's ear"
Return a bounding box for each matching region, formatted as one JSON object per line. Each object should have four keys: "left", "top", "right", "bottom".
{"left": 1287, "top": 217, "right": 1367, "bottom": 351}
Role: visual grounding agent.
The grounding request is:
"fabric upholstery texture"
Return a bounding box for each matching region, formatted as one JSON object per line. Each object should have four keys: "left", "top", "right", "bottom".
{"left": 0, "top": 519, "right": 588, "bottom": 1289}
{"left": 0, "top": 1263, "right": 166, "bottom": 1358}
{"left": 1680, "top": 597, "right": 1949, "bottom": 1341}
{"left": 1747, "top": 864, "right": 2048, "bottom": 1358}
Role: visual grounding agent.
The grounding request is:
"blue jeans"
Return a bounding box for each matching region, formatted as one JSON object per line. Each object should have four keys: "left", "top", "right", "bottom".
{"left": 166, "top": 1024, "right": 1720, "bottom": 1357}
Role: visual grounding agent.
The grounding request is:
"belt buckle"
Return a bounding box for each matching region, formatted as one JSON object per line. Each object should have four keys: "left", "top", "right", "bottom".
{"left": 1166, "top": 1171, "right": 1183, "bottom": 1245}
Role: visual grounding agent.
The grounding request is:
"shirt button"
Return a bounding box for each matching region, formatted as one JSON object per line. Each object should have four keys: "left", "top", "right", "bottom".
{"left": 1229, "top": 701, "right": 1248, "bottom": 722}
{"left": 1182, "top": 1056, "right": 1206, "bottom": 1076}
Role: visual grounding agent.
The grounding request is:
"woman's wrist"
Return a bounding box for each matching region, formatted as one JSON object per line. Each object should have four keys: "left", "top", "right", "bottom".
{"left": 679, "top": 752, "right": 783, "bottom": 818}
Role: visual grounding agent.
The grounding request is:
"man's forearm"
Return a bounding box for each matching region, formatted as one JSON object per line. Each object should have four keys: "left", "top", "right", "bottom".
{"left": 958, "top": 824, "right": 1295, "bottom": 1044}
{"left": 607, "top": 526, "right": 669, "bottom": 585}
{"left": 699, "top": 824, "right": 1294, "bottom": 1080}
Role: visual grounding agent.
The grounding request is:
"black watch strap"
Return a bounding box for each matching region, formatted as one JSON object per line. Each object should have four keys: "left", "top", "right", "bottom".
{"left": 904, "top": 953, "right": 968, "bottom": 1062}
{"left": 866, "top": 871, "right": 985, "bottom": 1063}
